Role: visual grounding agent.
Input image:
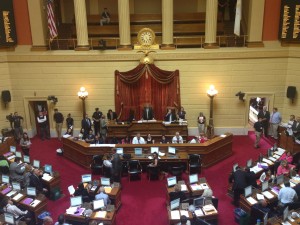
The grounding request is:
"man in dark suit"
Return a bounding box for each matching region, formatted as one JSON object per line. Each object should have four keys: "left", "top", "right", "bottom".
{"left": 111, "top": 148, "right": 122, "bottom": 182}
{"left": 292, "top": 116, "right": 300, "bottom": 140}
{"left": 92, "top": 108, "right": 102, "bottom": 136}
{"left": 164, "top": 108, "right": 176, "bottom": 122}
{"left": 81, "top": 113, "right": 92, "bottom": 138}
{"left": 142, "top": 103, "right": 154, "bottom": 120}
{"left": 29, "top": 168, "right": 47, "bottom": 194}
{"left": 107, "top": 109, "right": 117, "bottom": 121}
{"left": 257, "top": 106, "right": 270, "bottom": 137}
{"left": 229, "top": 166, "right": 247, "bottom": 206}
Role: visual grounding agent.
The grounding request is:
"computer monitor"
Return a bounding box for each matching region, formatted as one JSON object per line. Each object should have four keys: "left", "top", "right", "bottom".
{"left": 15, "top": 151, "right": 22, "bottom": 158}
{"left": 70, "top": 196, "right": 82, "bottom": 207}
{"left": 93, "top": 199, "right": 105, "bottom": 211}
{"left": 167, "top": 176, "right": 177, "bottom": 187}
{"left": 116, "top": 148, "right": 123, "bottom": 155}
{"left": 101, "top": 177, "right": 110, "bottom": 186}
{"left": 267, "top": 148, "right": 272, "bottom": 157}
{"left": 9, "top": 146, "right": 16, "bottom": 153}
{"left": 81, "top": 174, "right": 92, "bottom": 183}
{"left": 33, "top": 160, "right": 40, "bottom": 168}
{"left": 276, "top": 174, "right": 284, "bottom": 185}
{"left": 135, "top": 148, "right": 143, "bottom": 156}
{"left": 23, "top": 155, "right": 30, "bottom": 164}
{"left": 193, "top": 197, "right": 205, "bottom": 208}
{"left": 261, "top": 181, "right": 268, "bottom": 192}
{"left": 168, "top": 147, "right": 176, "bottom": 155}
{"left": 189, "top": 174, "right": 199, "bottom": 184}
{"left": 151, "top": 147, "right": 159, "bottom": 154}
{"left": 12, "top": 182, "right": 21, "bottom": 191}
{"left": 26, "top": 187, "right": 36, "bottom": 197}
{"left": 44, "top": 164, "right": 52, "bottom": 174}
{"left": 244, "top": 186, "right": 252, "bottom": 197}
{"left": 283, "top": 207, "right": 289, "bottom": 222}
{"left": 246, "top": 159, "right": 252, "bottom": 168}
{"left": 4, "top": 213, "right": 15, "bottom": 225}
{"left": 233, "top": 163, "right": 238, "bottom": 172}
{"left": 2, "top": 175, "right": 9, "bottom": 184}
{"left": 170, "top": 198, "right": 180, "bottom": 210}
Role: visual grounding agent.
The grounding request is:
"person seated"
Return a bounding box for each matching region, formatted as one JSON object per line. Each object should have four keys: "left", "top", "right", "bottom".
{"left": 121, "top": 135, "right": 131, "bottom": 144}
{"left": 160, "top": 135, "right": 168, "bottom": 144}
{"left": 24, "top": 164, "right": 33, "bottom": 188}
{"left": 43, "top": 216, "right": 54, "bottom": 225}
{"left": 148, "top": 152, "right": 159, "bottom": 167}
{"left": 9, "top": 157, "right": 26, "bottom": 183}
{"left": 110, "top": 136, "right": 119, "bottom": 144}
{"left": 278, "top": 151, "right": 293, "bottom": 164}
{"left": 177, "top": 107, "right": 186, "bottom": 120}
{"left": 189, "top": 137, "right": 198, "bottom": 143}
{"left": 78, "top": 128, "right": 85, "bottom": 140}
{"left": 146, "top": 134, "right": 154, "bottom": 144}
{"left": 277, "top": 160, "right": 295, "bottom": 176}
{"left": 202, "top": 188, "right": 213, "bottom": 199}
{"left": 100, "top": 8, "right": 111, "bottom": 26}
{"left": 164, "top": 108, "right": 176, "bottom": 122}
{"left": 172, "top": 132, "right": 183, "bottom": 144}
{"left": 258, "top": 170, "right": 274, "bottom": 185}
{"left": 252, "top": 199, "right": 277, "bottom": 218}
{"left": 2, "top": 197, "right": 32, "bottom": 221}
{"left": 107, "top": 109, "right": 117, "bottom": 121}
{"left": 176, "top": 215, "right": 191, "bottom": 225}
{"left": 0, "top": 155, "right": 9, "bottom": 173}
{"left": 95, "top": 187, "right": 111, "bottom": 206}
{"left": 85, "top": 130, "right": 95, "bottom": 143}
{"left": 132, "top": 133, "right": 146, "bottom": 144}
{"left": 142, "top": 103, "right": 154, "bottom": 120}
{"left": 74, "top": 182, "right": 92, "bottom": 202}
{"left": 92, "top": 135, "right": 104, "bottom": 144}
{"left": 169, "top": 184, "right": 186, "bottom": 202}
{"left": 278, "top": 181, "right": 298, "bottom": 206}
{"left": 198, "top": 133, "right": 208, "bottom": 143}
{"left": 29, "top": 168, "right": 48, "bottom": 194}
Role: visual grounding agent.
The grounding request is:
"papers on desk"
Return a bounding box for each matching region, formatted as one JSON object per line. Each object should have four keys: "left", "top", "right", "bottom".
{"left": 7, "top": 155, "right": 15, "bottom": 160}
{"left": 256, "top": 193, "right": 265, "bottom": 200}
{"left": 262, "top": 158, "right": 273, "bottom": 165}
{"left": 90, "top": 144, "right": 115, "bottom": 147}
{"left": 202, "top": 204, "right": 217, "bottom": 215}
{"left": 90, "top": 186, "right": 97, "bottom": 191}
{"left": 66, "top": 207, "right": 85, "bottom": 216}
{"left": 148, "top": 156, "right": 153, "bottom": 160}
{"left": 282, "top": 221, "right": 292, "bottom": 225}
{"left": 6, "top": 190, "right": 17, "bottom": 197}
{"left": 274, "top": 148, "right": 285, "bottom": 156}
{"left": 163, "top": 122, "right": 171, "bottom": 125}
{"left": 158, "top": 151, "right": 165, "bottom": 157}
{"left": 181, "top": 184, "right": 187, "bottom": 192}
{"left": 170, "top": 210, "right": 180, "bottom": 220}
{"left": 180, "top": 210, "right": 189, "bottom": 217}
{"left": 246, "top": 197, "right": 257, "bottom": 205}
{"left": 194, "top": 209, "right": 204, "bottom": 217}
{"left": 30, "top": 199, "right": 41, "bottom": 207}
{"left": 104, "top": 187, "right": 112, "bottom": 194}
{"left": 63, "top": 134, "right": 71, "bottom": 138}
{"left": 268, "top": 157, "right": 277, "bottom": 162}
{"left": 13, "top": 193, "right": 23, "bottom": 201}
{"left": 190, "top": 184, "right": 202, "bottom": 191}
{"left": 220, "top": 134, "right": 227, "bottom": 138}
{"left": 250, "top": 165, "right": 263, "bottom": 174}
{"left": 262, "top": 191, "right": 274, "bottom": 199}
{"left": 94, "top": 211, "right": 107, "bottom": 218}
{"left": 22, "top": 197, "right": 33, "bottom": 205}
{"left": 68, "top": 185, "right": 75, "bottom": 195}
{"left": 271, "top": 186, "right": 280, "bottom": 195}
{"left": 3, "top": 152, "right": 13, "bottom": 157}
{"left": 291, "top": 176, "right": 300, "bottom": 185}
{"left": 42, "top": 173, "right": 53, "bottom": 181}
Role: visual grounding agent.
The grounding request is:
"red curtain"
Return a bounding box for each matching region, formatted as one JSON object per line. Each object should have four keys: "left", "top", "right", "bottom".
{"left": 115, "top": 64, "right": 180, "bottom": 121}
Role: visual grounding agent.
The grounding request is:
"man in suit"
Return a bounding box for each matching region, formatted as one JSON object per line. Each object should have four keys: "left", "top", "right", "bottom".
{"left": 29, "top": 168, "right": 47, "bottom": 194}
{"left": 107, "top": 109, "right": 117, "bottom": 121}
{"left": 9, "top": 157, "right": 25, "bottom": 183}
{"left": 81, "top": 113, "right": 92, "bottom": 138}
{"left": 257, "top": 106, "right": 270, "bottom": 137}
{"left": 142, "top": 103, "right": 154, "bottom": 120}
{"left": 111, "top": 148, "right": 122, "bottom": 182}
{"left": 92, "top": 108, "right": 102, "bottom": 136}
{"left": 164, "top": 108, "right": 176, "bottom": 122}
{"left": 292, "top": 116, "right": 300, "bottom": 140}
{"left": 229, "top": 166, "right": 247, "bottom": 206}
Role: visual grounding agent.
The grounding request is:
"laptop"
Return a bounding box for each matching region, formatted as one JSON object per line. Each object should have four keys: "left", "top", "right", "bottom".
{"left": 23, "top": 155, "right": 30, "bottom": 164}
{"left": 101, "top": 177, "right": 111, "bottom": 187}
{"left": 2, "top": 174, "right": 9, "bottom": 184}
{"left": 12, "top": 182, "right": 21, "bottom": 191}
{"left": 246, "top": 159, "right": 252, "bottom": 168}
{"left": 168, "top": 147, "right": 177, "bottom": 158}
{"left": 15, "top": 151, "right": 22, "bottom": 158}
{"left": 70, "top": 196, "right": 82, "bottom": 207}
{"left": 33, "top": 160, "right": 40, "bottom": 168}
{"left": 276, "top": 174, "right": 284, "bottom": 185}
{"left": 189, "top": 174, "right": 199, "bottom": 184}
{"left": 4, "top": 213, "right": 15, "bottom": 225}
{"left": 193, "top": 197, "right": 205, "bottom": 208}
{"left": 170, "top": 198, "right": 180, "bottom": 211}
{"left": 44, "top": 164, "right": 52, "bottom": 174}
{"left": 151, "top": 147, "right": 159, "bottom": 154}
{"left": 93, "top": 199, "right": 105, "bottom": 211}
{"left": 167, "top": 176, "right": 177, "bottom": 187}
{"left": 116, "top": 148, "right": 123, "bottom": 155}
{"left": 10, "top": 146, "right": 16, "bottom": 153}
{"left": 81, "top": 174, "right": 92, "bottom": 183}
{"left": 134, "top": 148, "right": 143, "bottom": 157}
{"left": 26, "top": 187, "right": 37, "bottom": 197}
{"left": 261, "top": 181, "right": 268, "bottom": 192}
{"left": 244, "top": 186, "right": 252, "bottom": 198}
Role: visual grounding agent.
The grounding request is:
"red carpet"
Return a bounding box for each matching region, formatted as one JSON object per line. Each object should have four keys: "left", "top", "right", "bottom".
{"left": 24, "top": 132, "right": 275, "bottom": 224}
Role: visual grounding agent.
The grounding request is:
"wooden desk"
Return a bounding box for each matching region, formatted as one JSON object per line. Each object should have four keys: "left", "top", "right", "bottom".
{"left": 279, "top": 126, "right": 300, "bottom": 154}
{"left": 42, "top": 171, "right": 61, "bottom": 194}
{"left": 0, "top": 137, "right": 15, "bottom": 156}
{"left": 63, "top": 133, "right": 233, "bottom": 169}
{"left": 64, "top": 211, "right": 116, "bottom": 225}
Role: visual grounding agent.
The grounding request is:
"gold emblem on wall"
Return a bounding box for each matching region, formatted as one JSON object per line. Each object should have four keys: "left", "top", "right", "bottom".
{"left": 134, "top": 28, "right": 159, "bottom": 50}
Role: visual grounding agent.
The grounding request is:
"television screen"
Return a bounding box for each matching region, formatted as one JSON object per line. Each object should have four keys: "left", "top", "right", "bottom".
{"left": 116, "top": 148, "right": 123, "bottom": 155}
{"left": 33, "top": 160, "right": 40, "bottom": 168}
{"left": 244, "top": 186, "right": 252, "bottom": 197}
{"left": 44, "top": 164, "right": 52, "bottom": 174}
{"left": 101, "top": 177, "right": 110, "bottom": 186}
{"left": 93, "top": 199, "right": 105, "bottom": 210}
{"left": 9, "top": 146, "right": 16, "bottom": 153}
{"left": 4, "top": 213, "right": 14, "bottom": 224}
{"left": 26, "top": 187, "right": 36, "bottom": 196}
{"left": 134, "top": 148, "right": 142, "bottom": 156}
{"left": 81, "top": 174, "right": 92, "bottom": 183}
{"left": 167, "top": 176, "right": 177, "bottom": 187}
{"left": 189, "top": 174, "right": 198, "bottom": 184}
{"left": 15, "top": 151, "right": 22, "bottom": 158}
{"left": 151, "top": 147, "right": 159, "bottom": 154}
{"left": 170, "top": 198, "right": 180, "bottom": 210}
{"left": 23, "top": 155, "right": 30, "bottom": 164}
{"left": 12, "top": 182, "right": 21, "bottom": 191}
{"left": 193, "top": 197, "right": 205, "bottom": 208}
{"left": 70, "top": 196, "right": 82, "bottom": 207}
{"left": 277, "top": 174, "right": 284, "bottom": 185}
{"left": 262, "top": 181, "right": 268, "bottom": 192}
{"left": 2, "top": 175, "right": 9, "bottom": 184}
{"left": 246, "top": 159, "right": 252, "bottom": 168}
{"left": 168, "top": 147, "right": 176, "bottom": 155}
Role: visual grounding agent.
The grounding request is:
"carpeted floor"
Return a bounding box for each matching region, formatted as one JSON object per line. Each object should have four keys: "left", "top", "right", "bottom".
{"left": 24, "top": 132, "right": 275, "bottom": 224}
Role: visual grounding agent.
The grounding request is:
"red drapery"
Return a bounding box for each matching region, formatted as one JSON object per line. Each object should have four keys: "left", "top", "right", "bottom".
{"left": 115, "top": 64, "right": 180, "bottom": 121}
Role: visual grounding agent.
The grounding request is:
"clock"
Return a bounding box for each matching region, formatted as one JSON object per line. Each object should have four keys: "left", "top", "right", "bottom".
{"left": 137, "top": 28, "right": 156, "bottom": 46}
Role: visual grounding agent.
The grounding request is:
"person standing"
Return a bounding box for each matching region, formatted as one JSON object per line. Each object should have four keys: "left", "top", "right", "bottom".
{"left": 269, "top": 107, "right": 282, "bottom": 140}
{"left": 12, "top": 112, "right": 23, "bottom": 143}
{"left": 229, "top": 166, "right": 247, "bottom": 206}
{"left": 111, "top": 148, "right": 122, "bottom": 182}
{"left": 254, "top": 118, "right": 263, "bottom": 149}
{"left": 81, "top": 114, "right": 92, "bottom": 138}
{"left": 142, "top": 103, "right": 154, "bottom": 120}
{"left": 37, "top": 111, "right": 50, "bottom": 140}
{"left": 100, "top": 115, "right": 107, "bottom": 141}
{"left": 20, "top": 132, "right": 31, "bottom": 156}
{"left": 100, "top": 8, "right": 111, "bottom": 26}
{"left": 92, "top": 108, "right": 102, "bottom": 136}
{"left": 257, "top": 106, "right": 270, "bottom": 137}
{"left": 66, "top": 113, "right": 74, "bottom": 134}
{"left": 107, "top": 109, "right": 117, "bottom": 121}
{"left": 292, "top": 116, "right": 300, "bottom": 140}
{"left": 164, "top": 108, "right": 176, "bottom": 122}
{"left": 177, "top": 107, "right": 186, "bottom": 120}
{"left": 197, "top": 112, "right": 206, "bottom": 134}
{"left": 53, "top": 109, "right": 64, "bottom": 141}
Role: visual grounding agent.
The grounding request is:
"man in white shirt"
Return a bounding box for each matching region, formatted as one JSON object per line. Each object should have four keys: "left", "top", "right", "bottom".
{"left": 172, "top": 132, "right": 183, "bottom": 144}
{"left": 95, "top": 187, "right": 111, "bottom": 206}
{"left": 37, "top": 111, "right": 50, "bottom": 140}
{"left": 278, "top": 181, "right": 298, "bottom": 206}
{"left": 3, "top": 197, "right": 30, "bottom": 219}
{"left": 132, "top": 133, "right": 146, "bottom": 144}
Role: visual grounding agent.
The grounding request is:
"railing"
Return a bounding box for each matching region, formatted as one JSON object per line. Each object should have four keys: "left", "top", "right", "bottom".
{"left": 47, "top": 34, "right": 248, "bottom": 50}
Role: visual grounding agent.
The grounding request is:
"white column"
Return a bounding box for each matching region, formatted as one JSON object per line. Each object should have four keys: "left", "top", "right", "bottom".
{"left": 118, "top": 0, "right": 131, "bottom": 50}
{"left": 247, "top": 0, "right": 265, "bottom": 47}
{"left": 204, "top": 0, "right": 219, "bottom": 48}
{"left": 161, "top": 0, "right": 174, "bottom": 49}
{"left": 74, "top": 0, "right": 89, "bottom": 50}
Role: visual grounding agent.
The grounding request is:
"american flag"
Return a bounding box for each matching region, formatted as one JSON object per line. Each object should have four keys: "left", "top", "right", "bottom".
{"left": 47, "top": 0, "right": 58, "bottom": 40}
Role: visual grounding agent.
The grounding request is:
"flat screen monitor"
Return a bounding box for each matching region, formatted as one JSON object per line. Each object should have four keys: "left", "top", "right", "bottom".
{"left": 44, "top": 164, "right": 52, "bottom": 174}
{"left": 116, "top": 148, "right": 123, "bottom": 155}
{"left": 277, "top": 174, "right": 284, "bottom": 185}
{"left": 168, "top": 147, "right": 176, "bottom": 155}
{"left": 246, "top": 159, "right": 252, "bottom": 168}
{"left": 23, "top": 155, "right": 30, "bottom": 164}
{"left": 267, "top": 148, "right": 272, "bottom": 157}
{"left": 81, "top": 174, "right": 92, "bottom": 183}
{"left": 15, "top": 151, "right": 22, "bottom": 158}
{"left": 233, "top": 163, "right": 238, "bottom": 172}
{"left": 261, "top": 181, "right": 268, "bottom": 192}
{"left": 244, "top": 186, "right": 252, "bottom": 197}
{"left": 170, "top": 198, "right": 180, "bottom": 210}
{"left": 193, "top": 197, "right": 205, "bottom": 208}
{"left": 167, "top": 176, "right": 177, "bottom": 187}
{"left": 70, "top": 196, "right": 82, "bottom": 207}
{"left": 93, "top": 199, "right": 105, "bottom": 210}
{"left": 9, "top": 146, "right": 16, "bottom": 153}
{"left": 283, "top": 207, "right": 288, "bottom": 222}
{"left": 12, "top": 182, "right": 21, "bottom": 191}
{"left": 4, "top": 213, "right": 15, "bottom": 225}
{"left": 134, "top": 148, "right": 143, "bottom": 156}
{"left": 2, "top": 175, "right": 9, "bottom": 184}
{"left": 189, "top": 174, "right": 199, "bottom": 184}
{"left": 151, "top": 147, "right": 159, "bottom": 154}
{"left": 101, "top": 177, "right": 110, "bottom": 186}
{"left": 26, "top": 187, "right": 36, "bottom": 197}
{"left": 33, "top": 160, "right": 40, "bottom": 168}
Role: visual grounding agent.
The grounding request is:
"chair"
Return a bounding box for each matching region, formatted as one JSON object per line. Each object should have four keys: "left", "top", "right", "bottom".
{"left": 211, "top": 197, "right": 219, "bottom": 210}
{"left": 121, "top": 154, "right": 131, "bottom": 177}
{"left": 147, "top": 166, "right": 160, "bottom": 181}
{"left": 188, "top": 154, "right": 202, "bottom": 174}
{"left": 170, "top": 166, "right": 183, "bottom": 180}
{"left": 90, "top": 155, "right": 104, "bottom": 175}
{"left": 249, "top": 205, "right": 267, "bottom": 225}
{"left": 128, "top": 160, "right": 142, "bottom": 181}
{"left": 0, "top": 166, "right": 9, "bottom": 175}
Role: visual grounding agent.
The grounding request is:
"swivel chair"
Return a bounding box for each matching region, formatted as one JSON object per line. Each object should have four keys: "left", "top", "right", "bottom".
{"left": 188, "top": 154, "right": 202, "bottom": 174}
{"left": 90, "top": 155, "right": 104, "bottom": 175}
{"left": 128, "top": 160, "right": 142, "bottom": 181}
{"left": 147, "top": 166, "right": 160, "bottom": 181}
